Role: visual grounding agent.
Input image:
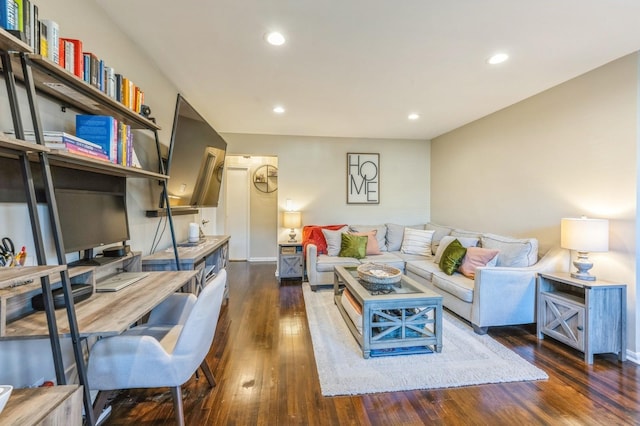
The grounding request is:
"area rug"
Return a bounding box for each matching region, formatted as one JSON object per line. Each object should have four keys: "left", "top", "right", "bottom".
{"left": 302, "top": 283, "right": 548, "bottom": 396}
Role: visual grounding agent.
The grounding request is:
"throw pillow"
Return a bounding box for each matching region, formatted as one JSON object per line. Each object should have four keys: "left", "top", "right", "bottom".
{"left": 349, "top": 230, "right": 381, "bottom": 255}
{"left": 434, "top": 235, "right": 479, "bottom": 264}
{"left": 339, "top": 233, "right": 367, "bottom": 259}
{"left": 425, "top": 222, "right": 453, "bottom": 255}
{"left": 349, "top": 225, "right": 388, "bottom": 251}
{"left": 302, "top": 224, "right": 347, "bottom": 255}
{"left": 321, "top": 226, "right": 349, "bottom": 256}
{"left": 458, "top": 246, "right": 500, "bottom": 279}
{"left": 439, "top": 239, "right": 467, "bottom": 275}
{"left": 480, "top": 234, "right": 538, "bottom": 267}
{"left": 400, "top": 228, "right": 435, "bottom": 256}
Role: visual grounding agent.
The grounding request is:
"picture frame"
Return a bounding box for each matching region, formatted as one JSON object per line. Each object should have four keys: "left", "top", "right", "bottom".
{"left": 346, "top": 153, "right": 379, "bottom": 204}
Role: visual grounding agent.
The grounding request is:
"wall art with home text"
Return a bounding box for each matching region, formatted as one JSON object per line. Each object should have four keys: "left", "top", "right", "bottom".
{"left": 346, "top": 153, "right": 379, "bottom": 204}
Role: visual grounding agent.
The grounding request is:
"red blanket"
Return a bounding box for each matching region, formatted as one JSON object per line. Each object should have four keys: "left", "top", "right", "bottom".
{"left": 302, "top": 224, "right": 347, "bottom": 256}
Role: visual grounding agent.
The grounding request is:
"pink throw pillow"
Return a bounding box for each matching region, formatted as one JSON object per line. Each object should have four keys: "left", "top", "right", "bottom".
{"left": 458, "top": 246, "right": 500, "bottom": 279}
{"left": 349, "top": 230, "right": 381, "bottom": 255}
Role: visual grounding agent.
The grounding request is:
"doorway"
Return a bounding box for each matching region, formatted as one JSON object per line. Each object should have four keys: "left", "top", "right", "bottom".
{"left": 226, "top": 167, "right": 250, "bottom": 260}
{"left": 223, "top": 156, "right": 278, "bottom": 262}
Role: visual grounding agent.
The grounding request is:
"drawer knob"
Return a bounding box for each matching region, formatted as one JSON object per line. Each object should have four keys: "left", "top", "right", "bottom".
{"left": 577, "top": 325, "right": 584, "bottom": 331}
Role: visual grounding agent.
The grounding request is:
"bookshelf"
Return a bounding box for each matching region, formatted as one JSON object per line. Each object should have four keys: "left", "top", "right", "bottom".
{"left": 0, "top": 25, "right": 179, "bottom": 426}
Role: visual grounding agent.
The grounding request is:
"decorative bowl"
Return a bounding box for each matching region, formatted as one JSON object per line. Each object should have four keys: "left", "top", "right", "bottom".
{"left": 357, "top": 263, "right": 402, "bottom": 285}
{"left": 0, "top": 385, "right": 13, "bottom": 415}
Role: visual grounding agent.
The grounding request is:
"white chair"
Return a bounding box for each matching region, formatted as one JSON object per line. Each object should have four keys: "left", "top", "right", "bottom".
{"left": 87, "top": 269, "right": 227, "bottom": 425}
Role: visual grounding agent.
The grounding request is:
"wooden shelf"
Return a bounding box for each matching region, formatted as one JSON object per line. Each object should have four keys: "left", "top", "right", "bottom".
{"left": 0, "top": 27, "right": 33, "bottom": 53}
{"left": 43, "top": 150, "right": 168, "bottom": 180}
{"left": 0, "top": 266, "right": 67, "bottom": 291}
{"left": 0, "top": 133, "right": 49, "bottom": 156}
{"left": 2, "top": 53, "right": 160, "bottom": 131}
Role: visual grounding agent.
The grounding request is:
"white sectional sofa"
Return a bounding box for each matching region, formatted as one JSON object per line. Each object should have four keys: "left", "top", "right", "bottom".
{"left": 304, "top": 223, "right": 570, "bottom": 334}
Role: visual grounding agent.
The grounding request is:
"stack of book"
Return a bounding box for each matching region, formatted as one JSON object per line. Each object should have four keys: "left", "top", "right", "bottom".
{"left": 6, "top": 130, "right": 109, "bottom": 161}
{"left": 76, "top": 115, "right": 134, "bottom": 166}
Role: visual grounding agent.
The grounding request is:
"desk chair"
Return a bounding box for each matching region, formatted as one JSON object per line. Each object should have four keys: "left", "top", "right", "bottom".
{"left": 87, "top": 269, "right": 227, "bottom": 425}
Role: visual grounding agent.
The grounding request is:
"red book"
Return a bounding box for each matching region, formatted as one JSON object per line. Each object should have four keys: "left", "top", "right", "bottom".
{"left": 59, "top": 37, "right": 83, "bottom": 78}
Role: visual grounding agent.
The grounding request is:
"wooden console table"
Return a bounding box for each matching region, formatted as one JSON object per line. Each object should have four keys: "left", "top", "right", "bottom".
{"left": 142, "top": 235, "right": 230, "bottom": 296}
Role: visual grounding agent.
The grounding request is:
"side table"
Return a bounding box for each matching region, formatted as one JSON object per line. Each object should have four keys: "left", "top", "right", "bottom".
{"left": 278, "top": 243, "right": 304, "bottom": 282}
{"left": 537, "top": 272, "right": 626, "bottom": 364}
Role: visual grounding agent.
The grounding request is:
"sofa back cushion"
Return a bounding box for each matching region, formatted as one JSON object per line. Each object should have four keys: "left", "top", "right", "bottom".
{"left": 349, "top": 225, "right": 388, "bottom": 251}
{"left": 480, "top": 234, "right": 538, "bottom": 267}
{"left": 400, "top": 228, "right": 435, "bottom": 256}
{"left": 425, "top": 223, "right": 453, "bottom": 255}
{"left": 385, "top": 223, "right": 424, "bottom": 252}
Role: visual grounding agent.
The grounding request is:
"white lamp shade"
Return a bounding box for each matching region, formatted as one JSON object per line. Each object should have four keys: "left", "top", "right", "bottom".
{"left": 283, "top": 211, "right": 302, "bottom": 229}
{"left": 560, "top": 217, "right": 609, "bottom": 252}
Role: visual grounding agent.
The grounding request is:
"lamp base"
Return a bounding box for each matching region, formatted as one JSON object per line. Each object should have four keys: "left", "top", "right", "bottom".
{"left": 288, "top": 230, "right": 297, "bottom": 243}
{"left": 571, "top": 252, "right": 596, "bottom": 281}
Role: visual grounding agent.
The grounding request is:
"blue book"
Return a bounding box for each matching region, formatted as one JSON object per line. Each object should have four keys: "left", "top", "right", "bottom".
{"left": 0, "top": 0, "right": 17, "bottom": 30}
{"left": 75, "top": 115, "right": 118, "bottom": 163}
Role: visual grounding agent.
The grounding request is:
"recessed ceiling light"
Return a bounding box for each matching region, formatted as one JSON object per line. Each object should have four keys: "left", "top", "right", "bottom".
{"left": 273, "top": 106, "right": 285, "bottom": 114}
{"left": 265, "top": 31, "right": 286, "bottom": 46}
{"left": 408, "top": 113, "right": 420, "bottom": 120}
{"left": 488, "top": 53, "right": 509, "bottom": 65}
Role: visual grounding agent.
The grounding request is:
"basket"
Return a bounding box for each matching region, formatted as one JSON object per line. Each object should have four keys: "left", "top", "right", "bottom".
{"left": 357, "top": 263, "right": 402, "bottom": 286}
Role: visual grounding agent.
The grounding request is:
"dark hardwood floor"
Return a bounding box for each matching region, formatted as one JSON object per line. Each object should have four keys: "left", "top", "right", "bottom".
{"left": 104, "top": 261, "right": 639, "bottom": 425}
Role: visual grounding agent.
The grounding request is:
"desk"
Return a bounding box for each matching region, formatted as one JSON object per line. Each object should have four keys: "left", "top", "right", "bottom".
{"left": 0, "top": 385, "right": 82, "bottom": 425}
{"left": 2, "top": 271, "right": 198, "bottom": 338}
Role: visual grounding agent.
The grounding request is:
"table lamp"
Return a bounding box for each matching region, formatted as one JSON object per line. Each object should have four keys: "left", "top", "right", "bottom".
{"left": 560, "top": 217, "right": 609, "bottom": 281}
{"left": 283, "top": 211, "right": 302, "bottom": 243}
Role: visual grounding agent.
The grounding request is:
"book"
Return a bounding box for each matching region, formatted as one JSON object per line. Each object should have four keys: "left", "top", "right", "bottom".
{"left": 62, "top": 39, "right": 74, "bottom": 73}
{"left": 60, "top": 38, "right": 82, "bottom": 78}
{"left": 15, "top": 0, "right": 22, "bottom": 31}
{"left": 31, "top": 3, "right": 37, "bottom": 53}
{"left": 0, "top": 0, "right": 18, "bottom": 30}
{"left": 41, "top": 19, "right": 59, "bottom": 64}
{"left": 22, "top": 0, "right": 29, "bottom": 46}
{"left": 39, "top": 20, "right": 47, "bottom": 58}
{"left": 75, "top": 115, "right": 118, "bottom": 163}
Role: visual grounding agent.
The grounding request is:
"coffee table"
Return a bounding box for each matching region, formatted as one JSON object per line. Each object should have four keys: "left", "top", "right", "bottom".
{"left": 333, "top": 265, "right": 443, "bottom": 359}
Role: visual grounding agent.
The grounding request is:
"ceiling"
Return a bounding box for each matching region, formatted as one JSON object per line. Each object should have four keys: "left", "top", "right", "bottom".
{"left": 95, "top": 0, "right": 640, "bottom": 140}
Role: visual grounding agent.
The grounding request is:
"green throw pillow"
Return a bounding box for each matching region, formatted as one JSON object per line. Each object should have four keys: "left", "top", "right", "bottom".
{"left": 339, "top": 233, "right": 367, "bottom": 259}
{"left": 439, "top": 238, "right": 467, "bottom": 275}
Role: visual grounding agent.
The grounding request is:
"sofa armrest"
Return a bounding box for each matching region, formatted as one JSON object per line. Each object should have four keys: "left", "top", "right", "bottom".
{"left": 471, "top": 247, "right": 570, "bottom": 328}
{"left": 305, "top": 243, "right": 319, "bottom": 284}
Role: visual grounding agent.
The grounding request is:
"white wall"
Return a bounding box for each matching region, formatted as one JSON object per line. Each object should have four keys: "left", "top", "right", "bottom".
{"left": 220, "top": 133, "right": 431, "bottom": 246}
{"left": 431, "top": 53, "right": 639, "bottom": 358}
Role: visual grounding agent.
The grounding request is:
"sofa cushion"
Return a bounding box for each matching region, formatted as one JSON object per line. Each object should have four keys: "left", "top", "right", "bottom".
{"left": 458, "top": 246, "right": 500, "bottom": 279}
{"left": 394, "top": 251, "right": 434, "bottom": 262}
{"left": 385, "top": 223, "right": 424, "bottom": 252}
{"left": 401, "top": 228, "right": 435, "bottom": 256}
{"left": 439, "top": 239, "right": 467, "bottom": 275}
{"left": 361, "top": 252, "right": 405, "bottom": 271}
{"left": 339, "top": 233, "right": 367, "bottom": 259}
{"left": 322, "top": 226, "right": 349, "bottom": 256}
{"left": 432, "top": 272, "right": 474, "bottom": 303}
{"left": 302, "top": 224, "right": 347, "bottom": 255}
{"left": 425, "top": 223, "right": 453, "bottom": 255}
{"left": 405, "top": 259, "right": 440, "bottom": 281}
{"left": 451, "top": 228, "right": 483, "bottom": 239}
{"left": 316, "top": 254, "right": 360, "bottom": 272}
{"left": 481, "top": 234, "right": 538, "bottom": 267}
{"left": 349, "top": 230, "right": 381, "bottom": 255}
{"left": 349, "top": 225, "right": 388, "bottom": 251}
{"left": 434, "top": 235, "right": 480, "bottom": 264}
